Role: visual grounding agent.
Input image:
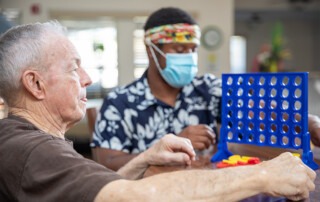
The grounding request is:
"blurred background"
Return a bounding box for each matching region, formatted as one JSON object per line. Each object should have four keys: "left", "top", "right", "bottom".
{"left": 0, "top": 0, "right": 319, "bottom": 156}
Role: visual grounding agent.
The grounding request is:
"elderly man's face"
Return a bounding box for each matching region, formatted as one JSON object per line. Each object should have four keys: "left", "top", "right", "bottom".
{"left": 41, "top": 35, "right": 92, "bottom": 126}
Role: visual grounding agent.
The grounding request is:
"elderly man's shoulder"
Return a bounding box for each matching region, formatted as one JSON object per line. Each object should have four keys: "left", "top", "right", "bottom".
{"left": 0, "top": 116, "right": 76, "bottom": 160}
{"left": 0, "top": 116, "right": 79, "bottom": 180}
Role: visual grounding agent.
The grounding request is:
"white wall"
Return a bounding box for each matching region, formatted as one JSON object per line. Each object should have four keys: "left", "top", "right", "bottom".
{"left": 1, "top": 0, "right": 234, "bottom": 84}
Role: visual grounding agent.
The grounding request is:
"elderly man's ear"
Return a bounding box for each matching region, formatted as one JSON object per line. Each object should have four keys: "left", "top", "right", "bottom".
{"left": 21, "top": 70, "right": 46, "bottom": 100}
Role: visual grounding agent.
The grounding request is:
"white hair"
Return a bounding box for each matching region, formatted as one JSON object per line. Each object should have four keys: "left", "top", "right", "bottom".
{"left": 0, "top": 20, "right": 67, "bottom": 106}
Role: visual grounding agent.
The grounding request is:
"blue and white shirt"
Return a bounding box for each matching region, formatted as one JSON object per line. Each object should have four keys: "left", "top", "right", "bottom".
{"left": 91, "top": 71, "right": 222, "bottom": 153}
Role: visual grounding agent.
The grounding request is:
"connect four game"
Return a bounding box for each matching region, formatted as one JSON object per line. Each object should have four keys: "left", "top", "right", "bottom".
{"left": 211, "top": 72, "right": 319, "bottom": 170}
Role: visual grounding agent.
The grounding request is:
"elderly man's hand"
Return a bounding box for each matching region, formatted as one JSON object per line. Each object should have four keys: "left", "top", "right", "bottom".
{"left": 142, "top": 134, "right": 196, "bottom": 166}
{"left": 177, "top": 124, "right": 216, "bottom": 150}
{"left": 257, "top": 152, "right": 316, "bottom": 201}
{"left": 308, "top": 114, "right": 320, "bottom": 147}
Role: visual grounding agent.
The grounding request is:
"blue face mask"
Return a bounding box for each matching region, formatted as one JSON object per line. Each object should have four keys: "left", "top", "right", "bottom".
{"left": 148, "top": 42, "right": 198, "bottom": 88}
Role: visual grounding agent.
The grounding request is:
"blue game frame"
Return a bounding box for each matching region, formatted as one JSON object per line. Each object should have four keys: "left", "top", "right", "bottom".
{"left": 211, "top": 72, "right": 319, "bottom": 170}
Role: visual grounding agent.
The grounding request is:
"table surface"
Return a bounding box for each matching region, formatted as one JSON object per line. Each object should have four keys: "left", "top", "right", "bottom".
{"left": 144, "top": 144, "right": 320, "bottom": 202}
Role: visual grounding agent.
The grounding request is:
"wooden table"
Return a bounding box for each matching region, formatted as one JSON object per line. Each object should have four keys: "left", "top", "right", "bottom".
{"left": 144, "top": 144, "right": 320, "bottom": 202}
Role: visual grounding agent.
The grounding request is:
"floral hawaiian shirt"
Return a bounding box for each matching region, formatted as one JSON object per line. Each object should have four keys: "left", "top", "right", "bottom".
{"left": 91, "top": 71, "right": 222, "bottom": 153}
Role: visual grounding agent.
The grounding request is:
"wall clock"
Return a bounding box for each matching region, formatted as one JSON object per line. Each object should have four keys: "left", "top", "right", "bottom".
{"left": 201, "top": 26, "right": 223, "bottom": 50}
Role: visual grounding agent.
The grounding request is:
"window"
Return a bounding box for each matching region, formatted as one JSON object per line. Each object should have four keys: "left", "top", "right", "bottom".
{"left": 133, "top": 17, "right": 148, "bottom": 79}
{"left": 230, "top": 35, "right": 247, "bottom": 73}
{"left": 0, "top": 9, "right": 20, "bottom": 33}
{"left": 60, "top": 19, "right": 118, "bottom": 97}
{"left": 133, "top": 29, "right": 148, "bottom": 78}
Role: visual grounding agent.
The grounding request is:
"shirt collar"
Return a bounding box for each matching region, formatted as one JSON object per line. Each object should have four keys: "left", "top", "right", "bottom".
{"left": 139, "top": 70, "right": 157, "bottom": 107}
{"left": 6, "top": 114, "right": 73, "bottom": 145}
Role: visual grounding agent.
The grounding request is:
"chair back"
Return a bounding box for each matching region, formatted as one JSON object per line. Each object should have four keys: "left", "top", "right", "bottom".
{"left": 86, "top": 107, "right": 98, "bottom": 161}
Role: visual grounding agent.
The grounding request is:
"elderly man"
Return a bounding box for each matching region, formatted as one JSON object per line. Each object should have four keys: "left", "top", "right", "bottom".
{"left": 91, "top": 7, "right": 320, "bottom": 171}
{"left": 0, "top": 21, "right": 316, "bottom": 202}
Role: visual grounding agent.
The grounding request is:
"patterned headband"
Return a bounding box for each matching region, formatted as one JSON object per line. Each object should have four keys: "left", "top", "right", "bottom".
{"left": 144, "top": 23, "right": 201, "bottom": 45}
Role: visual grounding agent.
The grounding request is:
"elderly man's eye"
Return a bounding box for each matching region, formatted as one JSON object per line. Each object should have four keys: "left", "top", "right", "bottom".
{"left": 67, "top": 66, "right": 78, "bottom": 73}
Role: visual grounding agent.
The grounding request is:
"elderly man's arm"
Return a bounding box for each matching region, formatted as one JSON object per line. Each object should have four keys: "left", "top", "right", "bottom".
{"left": 94, "top": 152, "right": 316, "bottom": 202}
{"left": 116, "top": 134, "right": 195, "bottom": 180}
{"left": 93, "top": 148, "right": 138, "bottom": 171}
